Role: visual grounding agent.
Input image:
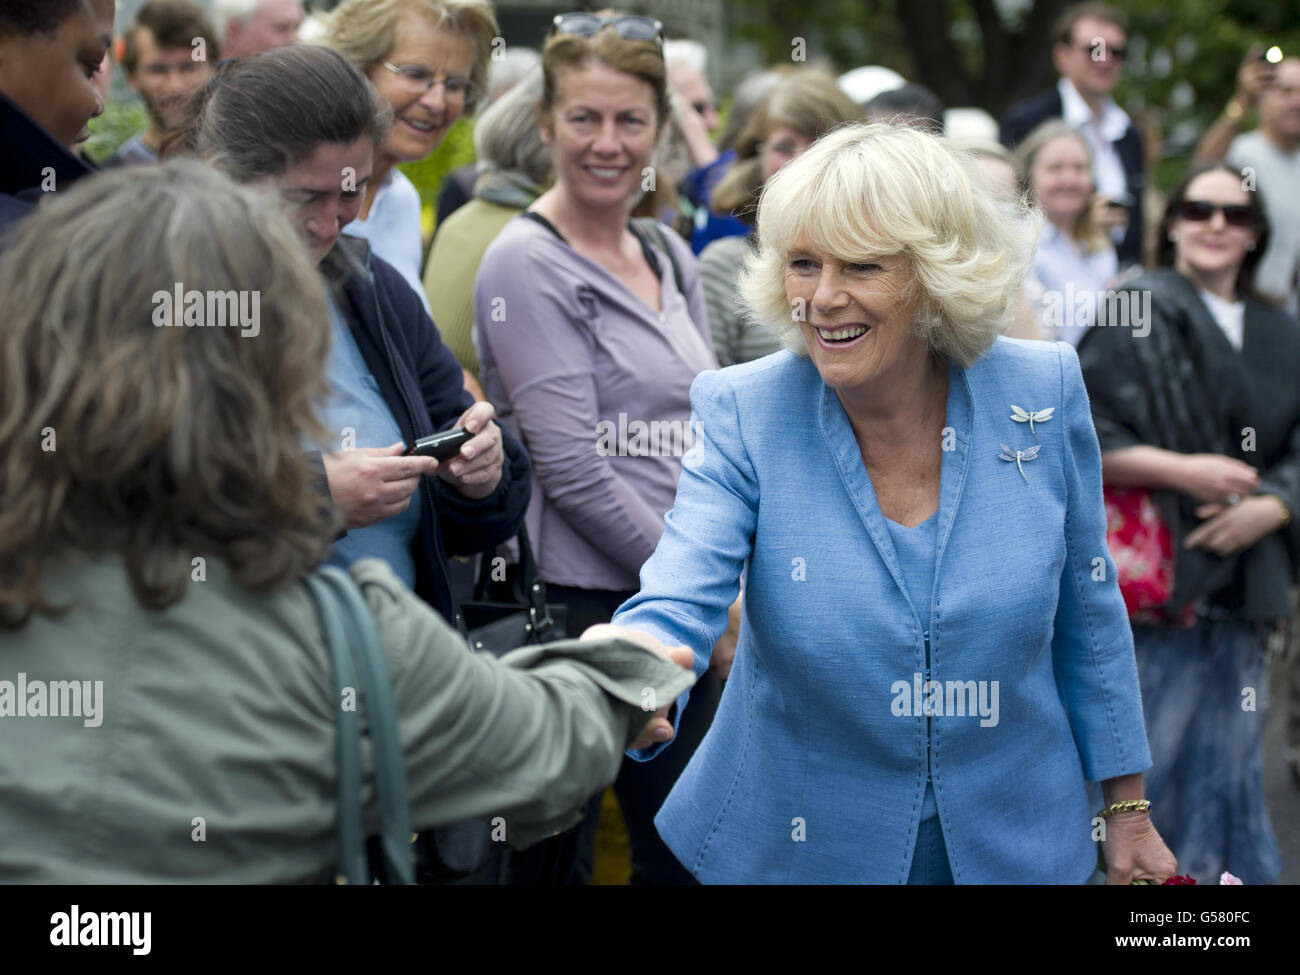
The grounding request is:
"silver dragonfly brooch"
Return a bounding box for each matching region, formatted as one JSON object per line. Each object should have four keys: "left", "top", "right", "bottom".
{"left": 1010, "top": 405, "right": 1054, "bottom": 442}
{"left": 999, "top": 442, "right": 1041, "bottom": 483}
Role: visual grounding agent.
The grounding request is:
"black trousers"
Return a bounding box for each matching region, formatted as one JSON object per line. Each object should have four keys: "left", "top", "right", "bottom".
{"left": 503, "top": 584, "right": 719, "bottom": 884}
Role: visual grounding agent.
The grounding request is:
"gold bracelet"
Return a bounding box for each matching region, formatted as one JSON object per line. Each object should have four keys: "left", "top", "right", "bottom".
{"left": 1097, "top": 799, "right": 1151, "bottom": 819}
{"left": 1277, "top": 498, "right": 1292, "bottom": 528}
{"left": 1224, "top": 98, "right": 1245, "bottom": 121}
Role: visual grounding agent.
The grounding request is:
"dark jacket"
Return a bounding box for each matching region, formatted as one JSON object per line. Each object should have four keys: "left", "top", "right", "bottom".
{"left": 0, "top": 92, "right": 96, "bottom": 236}
{"left": 1077, "top": 268, "right": 1300, "bottom": 621}
{"left": 1000, "top": 88, "right": 1145, "bottom": 268}
{"left": 318, "top": 234, "right": 531, "bottom": 622}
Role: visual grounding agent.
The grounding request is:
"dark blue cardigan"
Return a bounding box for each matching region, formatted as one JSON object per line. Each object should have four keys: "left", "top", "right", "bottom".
{"left": 321, "top": 236, "right": 531, "bottom": 621}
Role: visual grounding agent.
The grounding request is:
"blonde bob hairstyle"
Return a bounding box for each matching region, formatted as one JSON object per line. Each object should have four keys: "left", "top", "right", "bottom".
{"left": 737, "top": 122, "right": 1040, "bottom": 368}
{"left": 322, "top": 0, "right": 499, "bottom": 115}
{"left": 0, "top": 161, "right": 333, "bottom": 625}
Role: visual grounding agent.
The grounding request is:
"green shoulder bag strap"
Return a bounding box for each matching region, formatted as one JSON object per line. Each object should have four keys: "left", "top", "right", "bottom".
{"left": 306, "top": 566, "right": 415, "bottom": 885}
{"left": 631, "top": 217, "right": 686, "bottom": 299}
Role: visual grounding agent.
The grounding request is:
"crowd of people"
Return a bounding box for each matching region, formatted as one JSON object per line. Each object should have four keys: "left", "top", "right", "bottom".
{"left": 0, "top": 0, "right": 1297, "bottom": 886}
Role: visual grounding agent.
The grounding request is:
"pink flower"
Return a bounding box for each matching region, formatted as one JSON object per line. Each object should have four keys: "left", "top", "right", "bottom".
{"left": 1219, "top": 871, "right": 1243, "bottom": 885}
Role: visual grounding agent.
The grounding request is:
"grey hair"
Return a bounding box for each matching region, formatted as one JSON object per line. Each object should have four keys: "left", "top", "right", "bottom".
{"left": 212, "top": 0, "right": 259, "bottom": 36}
{"left": 486, "top": 46, "right": 540, "bottom": 104}
{"left": 663, "top": 39, "right": 707, "bottom": 73}
{"left": 473, "top": 66, "right": 549, "bottom": 184}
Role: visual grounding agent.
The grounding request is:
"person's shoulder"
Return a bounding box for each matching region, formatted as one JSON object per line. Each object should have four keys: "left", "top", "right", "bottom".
{"left": 653, "top": 221, "right": 696, "bottom": 263}
{"left": 1228, "top": 129, "right": 1268, "bottom": 160}
{"left": 386, "top": 168, "right": 422, "bottom": 204}
{"left": 696, "top": 349, "right": 811, "bottom": 402}
{"left": 1001, "top": 89, "right": 1061, "bottom": 133}
{"left": 974, "top": 336, "right": 1073, "bottom": 391}
{"left": 699, "top": 233, "right": 752, "bottom": 267}
{"left": 480, "top": 212, "right": 551, "bottom": 261}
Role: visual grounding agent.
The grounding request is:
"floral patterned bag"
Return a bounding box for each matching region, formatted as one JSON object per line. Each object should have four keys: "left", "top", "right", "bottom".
{"left": 1103, "top": 487, "right": 1196, "bottom": 627}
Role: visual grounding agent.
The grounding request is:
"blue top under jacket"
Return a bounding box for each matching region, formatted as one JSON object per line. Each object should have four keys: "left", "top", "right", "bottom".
{"left": 614, "top": 336, "right": 1151, "bottom": 883}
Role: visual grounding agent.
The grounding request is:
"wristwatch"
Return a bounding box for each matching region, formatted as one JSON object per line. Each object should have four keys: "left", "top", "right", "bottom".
{"left": 1225, "top": 98, "right": 1246, "bottom": 122}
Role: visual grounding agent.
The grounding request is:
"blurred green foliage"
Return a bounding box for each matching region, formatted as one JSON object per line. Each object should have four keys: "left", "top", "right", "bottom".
{"left": 397, "top": 115, "right": 478, "bottom": 213}
{"left": 725, "top": 0, "right": 1300, "bottom": 189}
{"left": 83, "top": 99, "right": 148, "bottom": 165}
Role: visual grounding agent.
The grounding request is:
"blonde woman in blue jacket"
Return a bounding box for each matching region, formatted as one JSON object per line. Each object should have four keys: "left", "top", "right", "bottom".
{"left": 608, "top": 123, "right": 1178, "bottom": 884}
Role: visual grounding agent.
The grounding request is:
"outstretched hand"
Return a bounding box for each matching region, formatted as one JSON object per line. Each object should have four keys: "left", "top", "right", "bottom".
{"left": 580, "top": 623, "right": 695, "bottom": 749}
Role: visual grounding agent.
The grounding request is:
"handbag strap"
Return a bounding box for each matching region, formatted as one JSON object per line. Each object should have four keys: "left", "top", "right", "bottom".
{"left": 305, "top": 569, "right": 367, "bottom": 884}
{"left": 468, "top": 526, "right": 558, "bottom": 641}
{"left": 306, "top": 566, "right": 415, "bottom": 885}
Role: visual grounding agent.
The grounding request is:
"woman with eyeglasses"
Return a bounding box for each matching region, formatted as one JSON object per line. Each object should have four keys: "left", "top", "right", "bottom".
{"left": 321, "top": 0, "right": 497, "bottom": 309}
{"left": 700, "top": 70, "right": 863, "bottom": 366}
{"left": 1077, "top": 162, "right": 1300, "bottom": 884}
{"left": 473, "top": 10, "right": 723, "bottom": 885}
{"left": 1016, "top": 119, "right": 1126, "bottom": 346}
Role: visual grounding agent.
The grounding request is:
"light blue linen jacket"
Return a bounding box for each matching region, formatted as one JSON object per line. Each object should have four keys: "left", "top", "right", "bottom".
{"left": 614, "top": 337, "right": 1152, "bottom": 884}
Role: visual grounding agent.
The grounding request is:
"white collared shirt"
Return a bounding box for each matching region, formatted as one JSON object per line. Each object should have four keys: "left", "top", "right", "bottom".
{"left": 1057, "top": 77, "right": 1130, "bottom": 201}
{"left": 344, "top": 168, "right": 431, "bottom": 315}
{"left": 1198, "top": 289, "right": 1245, "bottom": 351}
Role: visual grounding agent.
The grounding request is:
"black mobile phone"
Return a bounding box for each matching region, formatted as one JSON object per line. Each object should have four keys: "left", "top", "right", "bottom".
{"left": 404, "top": 427, "right": 474, "bottom": 461}
{"left": 1105, "top": 193, "right": 1135, "bottom": 211}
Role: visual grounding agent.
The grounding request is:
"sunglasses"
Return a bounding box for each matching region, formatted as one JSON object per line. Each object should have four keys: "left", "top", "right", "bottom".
{"left": 1075, "top": 42, "right": 1127, "bottom": 60}
{"left": 551, "top": 12, "right": 664, "bottom": 45}
{"left": 1177, "top": 199, "right": 1255, "bottom": 227}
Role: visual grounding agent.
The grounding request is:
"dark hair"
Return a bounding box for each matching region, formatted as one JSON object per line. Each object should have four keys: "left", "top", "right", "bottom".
{"left": 1052, "top": 3, "right": 1127, "bottom": 46}
{"left": 0, "top": 0, "right": 85, "bottom": 37}
{"left": 1157, "top": 161, "right": 1272, "bottom": 303}
{"left": 865, "top": 83, "right": 945, "bottom": 135}
{"left": 123, "top": 0, "right": 221, "bottom": 74}
{"left": 171, "top": 45, "right": 391, "bottom": 181}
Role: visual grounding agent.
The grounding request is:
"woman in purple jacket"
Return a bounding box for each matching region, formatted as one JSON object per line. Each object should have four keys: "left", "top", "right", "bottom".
{"left": 473, "top": 12, "right": 723, "bottom": 885}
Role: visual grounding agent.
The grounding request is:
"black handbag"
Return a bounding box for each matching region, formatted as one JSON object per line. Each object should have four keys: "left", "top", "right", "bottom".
{"left": 457, "top": 527, "right": 567, "bottom": 652}
{"left": 411, "top": 528, "right": 568, "bottom": 882}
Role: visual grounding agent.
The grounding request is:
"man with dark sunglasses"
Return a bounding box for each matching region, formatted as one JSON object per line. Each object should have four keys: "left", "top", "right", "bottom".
{"left": 999, "top": 3, "right": 1145, "bottom": 268}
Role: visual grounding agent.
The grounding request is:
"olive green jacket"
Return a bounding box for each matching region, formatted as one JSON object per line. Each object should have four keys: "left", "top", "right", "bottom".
{"left": 0, "top": 554, "right": 691, "bottom": 883}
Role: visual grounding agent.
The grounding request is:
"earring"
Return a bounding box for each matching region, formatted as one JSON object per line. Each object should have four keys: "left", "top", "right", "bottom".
{"left": 1247, "top": 242, "right": 1257, "bottom": 251}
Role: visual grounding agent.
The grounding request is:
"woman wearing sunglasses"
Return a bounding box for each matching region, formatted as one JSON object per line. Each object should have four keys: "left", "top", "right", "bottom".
{"left": 473, "top": 10, "right": 723, "bottom": 885}
{"left": 1077, "top": 162, "right": 1300, "bottom": 884}
{"left": 322, "top": 0, "right": 497, "bottom": 311}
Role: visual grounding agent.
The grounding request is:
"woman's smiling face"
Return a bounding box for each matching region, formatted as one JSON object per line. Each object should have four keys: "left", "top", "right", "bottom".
{"left": 541, "top": 59, "right": 660, "bottom": 213}
{"left": 784, "top": 241, "right": 928, "bottom": 394}
{"left": 368, "top": 15, "right": 474, "bottom": 163}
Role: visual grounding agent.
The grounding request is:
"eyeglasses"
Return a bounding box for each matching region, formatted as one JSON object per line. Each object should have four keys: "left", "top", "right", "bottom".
{"left": 141, "top": 60, "right": 210, "bottom": 78}
{"left": 551, "top": 12, "right": 664, "bottom": 45}
{"left": 1074, "top": 42, "right": 1127, "bottom": 61}
{"left": 1177, "top": 199, "right": 1255, "bottom": 227}
{"left": 382, "top": 62, "right": 476, "bottom": 101}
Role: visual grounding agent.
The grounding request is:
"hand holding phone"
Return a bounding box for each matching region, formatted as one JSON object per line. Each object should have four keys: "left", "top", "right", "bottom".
{"left": 404, "top": 428, "right": 474, "bottom": 461}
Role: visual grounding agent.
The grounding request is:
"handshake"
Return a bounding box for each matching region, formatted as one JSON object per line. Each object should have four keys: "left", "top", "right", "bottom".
{"left": 579, "top": 624, "right": 695, "bottom": 750}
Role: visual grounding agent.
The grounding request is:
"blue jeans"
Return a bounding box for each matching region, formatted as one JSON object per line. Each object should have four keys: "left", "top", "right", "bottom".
{"left": 1134, "top": 616, "right": 1282, "bottom": 884}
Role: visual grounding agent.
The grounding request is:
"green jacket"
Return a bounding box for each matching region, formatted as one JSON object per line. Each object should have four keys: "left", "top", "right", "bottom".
{"left": 0, "top": 554, "right": 691, "bottom": 883}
